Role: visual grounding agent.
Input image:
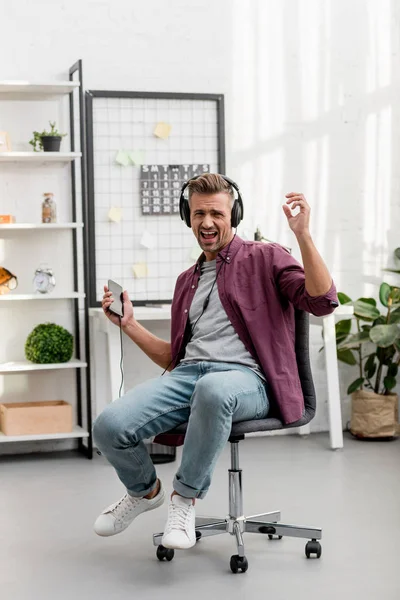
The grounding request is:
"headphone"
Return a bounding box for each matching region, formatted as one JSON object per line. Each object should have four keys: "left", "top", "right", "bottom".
{"left": 179, "top": 174, "right": 244, "bottom": 228}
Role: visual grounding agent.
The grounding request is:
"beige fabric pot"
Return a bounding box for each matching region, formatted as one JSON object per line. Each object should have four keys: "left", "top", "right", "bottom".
{"left": 350, "top": 390, "right": 399, "bottom": 438}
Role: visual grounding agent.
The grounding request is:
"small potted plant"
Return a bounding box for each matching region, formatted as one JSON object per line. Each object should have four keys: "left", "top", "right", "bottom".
{"left": 335, "top": 283, "right": 400, "bottom": 439}
{"left": 29, "top": 121, "right": 67, "bottom": 152}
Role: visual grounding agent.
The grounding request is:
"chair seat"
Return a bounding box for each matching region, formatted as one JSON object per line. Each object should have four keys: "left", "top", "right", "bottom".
{"left": 164, "top": 409, "right": 313, "bottom": 439}
{"left": 166, "top": 418, "right": 285, "bottom": 438}
{"left": 169, "top": 418, "right": 283, "bottom": 437}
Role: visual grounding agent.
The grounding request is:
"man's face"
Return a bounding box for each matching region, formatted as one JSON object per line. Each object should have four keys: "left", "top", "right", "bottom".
{"left": 190, "top": 192, "right": 234, "bottom": 260}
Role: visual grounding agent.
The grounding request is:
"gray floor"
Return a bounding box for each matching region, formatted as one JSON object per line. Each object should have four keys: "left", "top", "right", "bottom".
{"left": 1, "top": 433, "right": 399, "bottom": 600}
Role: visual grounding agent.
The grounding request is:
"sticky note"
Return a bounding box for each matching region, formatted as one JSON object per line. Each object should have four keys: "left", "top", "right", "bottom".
{"left": 153, "top": 122, "right": 172, "bottom": 139}
{"left": 132, "top": 263, "right": 148, "bottom": 278}
{"left": 108, "top": 207, "right": 122, "bottom": 223}
{"left": 140, "top": 231, "right": 155, "bottom": 249}
{"left": 190, "top": 244, "right": 202, "bottom": 261}
{"left": 128, "top": 150, "right": 145, "bottom": 165}
{"left": 115, "top": 150, "right": 130, "bottom": 166}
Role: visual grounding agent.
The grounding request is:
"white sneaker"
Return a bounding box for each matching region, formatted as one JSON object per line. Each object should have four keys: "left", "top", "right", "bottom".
{"left": 161, "top": 494, "right": 196, "bottom": 549}
{"left": 94, "top": 480, "right": 165, "bottom": 537}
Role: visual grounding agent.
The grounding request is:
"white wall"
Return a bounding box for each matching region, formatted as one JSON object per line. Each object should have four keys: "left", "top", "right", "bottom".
{"left": 226, "top": 0, "right": 400, "bottom": 430}
{"left": 2, "top": 0, "right": 399, "bottom": 453}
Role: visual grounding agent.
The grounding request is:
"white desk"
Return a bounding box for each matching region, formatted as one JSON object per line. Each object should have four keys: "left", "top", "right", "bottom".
{"left": 89, "top": 304, "right": 353, "bottom": 451}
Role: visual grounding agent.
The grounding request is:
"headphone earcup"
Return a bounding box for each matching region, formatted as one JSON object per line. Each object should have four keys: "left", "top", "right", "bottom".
{"left": 183, "top": 201, "right": 191, "bottom": 227}
{"left": 230, "top": 193, "right": 243, "bottom": 228}
{"left": 179, "top": 188, "right": 192, "bottom": 227}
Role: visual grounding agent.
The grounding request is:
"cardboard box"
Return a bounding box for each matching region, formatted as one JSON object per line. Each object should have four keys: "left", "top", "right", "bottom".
{"left": 0, "top": 401, "right": 73, "bottom": 436}
{"left": 0, "top": 215, "right": 16, "bottom": 224}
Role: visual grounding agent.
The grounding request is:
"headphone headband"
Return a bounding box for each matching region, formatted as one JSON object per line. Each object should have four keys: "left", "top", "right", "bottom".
{"left": 179, "top": 174, "right": 244, "bottom": 228}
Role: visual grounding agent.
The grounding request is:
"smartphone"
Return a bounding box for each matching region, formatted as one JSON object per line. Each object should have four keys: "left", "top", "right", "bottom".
{"left": 107, "top": 279, "right": 124, "bottom": 317}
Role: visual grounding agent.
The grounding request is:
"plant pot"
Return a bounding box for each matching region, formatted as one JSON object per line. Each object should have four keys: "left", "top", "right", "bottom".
{"left": 350, "top": 390, "right": 399, "bottom": 439}
{"left": 41, "top": 136, "right": 62, "bottom": 152}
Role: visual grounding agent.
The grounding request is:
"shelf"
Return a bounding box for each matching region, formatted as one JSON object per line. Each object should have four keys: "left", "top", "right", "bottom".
{"left": 0, "top": 152, "right": 81, "bottom": 164}
{"left": 0, "top": 81, "right": 80, "bottom": 101}
{"left": 0, "top": 425, "right": 89, "bottom": 443}
{"left": 0, "top": 293, "right": 85, "bottom": 301}
{"left": 0, "top": 359, "right": 87, "bottom": 374}
{"left": 0, "top": 223, "right": 83, "bottom": 231}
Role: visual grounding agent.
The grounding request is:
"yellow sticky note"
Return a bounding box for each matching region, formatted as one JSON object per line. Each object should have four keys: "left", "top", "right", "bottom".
{"left": 128, "top": 150, "right": 145, "bottom": 165}
{"left": 115, "top": 150, "right": 130, "bottom": 166}
{"left": 190, "top": 244, "right": 202, "bottom": 261}
{"left": 108, "top": 207, "right": 122, "bottom": 223}
{"left": 132, "top": 263, "right": 148, "bottom": 278}
{"left": 153, "top": 122, "right": 172, "bottom": 139}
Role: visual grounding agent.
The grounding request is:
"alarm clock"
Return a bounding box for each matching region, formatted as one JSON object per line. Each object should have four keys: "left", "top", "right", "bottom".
{"left": 33, "top": 265, "right": 56, "bottom": 294}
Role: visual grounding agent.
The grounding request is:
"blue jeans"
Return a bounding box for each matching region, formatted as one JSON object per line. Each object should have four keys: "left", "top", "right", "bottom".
{"left": 93, "top": 361, "right": 269, "bottom": 499}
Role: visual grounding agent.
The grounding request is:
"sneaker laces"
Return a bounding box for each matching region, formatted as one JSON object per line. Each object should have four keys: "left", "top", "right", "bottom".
{"left": 105, "top": 493, "right": 141, "bottom": 522}
{"left": 165, "top": 501, "right": 191, "bottom": 534}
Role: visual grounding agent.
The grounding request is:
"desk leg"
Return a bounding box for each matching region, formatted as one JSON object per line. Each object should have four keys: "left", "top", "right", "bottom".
{"left": 323, "top": 314, "right": 344, "bottom": 450}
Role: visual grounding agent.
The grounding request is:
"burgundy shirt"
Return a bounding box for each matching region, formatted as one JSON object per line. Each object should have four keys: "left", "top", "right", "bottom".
{"left": 170, "top": 235, "right": 338, "bottom": 425}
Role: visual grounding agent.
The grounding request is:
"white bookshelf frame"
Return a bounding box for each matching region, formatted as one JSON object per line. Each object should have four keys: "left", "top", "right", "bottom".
{"left": 0, "top": 75, "right": 91, "bottom": 451}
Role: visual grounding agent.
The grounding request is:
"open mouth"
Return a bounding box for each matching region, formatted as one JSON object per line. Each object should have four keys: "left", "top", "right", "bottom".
{"left": 200, "top": 230, "right": 218, "bottom": 242}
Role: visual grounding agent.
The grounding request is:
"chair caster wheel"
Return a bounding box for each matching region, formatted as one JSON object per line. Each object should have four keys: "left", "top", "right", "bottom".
{"left": 268, "top": 534, "right": 283, "bottom": 540}
{"left": 156, "top": 545, "right": 175, "bottom": 561}
{"left": 230, "top": 554, "right": 248, "bottom": 573}
{"left": 195, "top": 530, "right": 202, "bottom": 542}
{"left": 305, "top": 540, "right": 322, "bottom": 559}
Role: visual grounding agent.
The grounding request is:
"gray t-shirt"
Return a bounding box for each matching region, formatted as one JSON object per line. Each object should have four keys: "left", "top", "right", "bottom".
{"left": 180, "top": 259, "right": 265, "bottom": 380}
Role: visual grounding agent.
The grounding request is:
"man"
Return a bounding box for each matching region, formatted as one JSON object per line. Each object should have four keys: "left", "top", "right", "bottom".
{"left": 93, "top": 173, "right": 338, "bottom": 550}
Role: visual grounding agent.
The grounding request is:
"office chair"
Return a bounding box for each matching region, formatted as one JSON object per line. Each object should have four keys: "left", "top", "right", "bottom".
{"left": 153, "top": 310, "right": 322, "bottom": 573}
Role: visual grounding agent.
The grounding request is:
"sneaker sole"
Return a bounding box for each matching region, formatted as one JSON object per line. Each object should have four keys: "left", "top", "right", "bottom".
{"left": 161, "top": 536, "right": 196, "bottom": 550}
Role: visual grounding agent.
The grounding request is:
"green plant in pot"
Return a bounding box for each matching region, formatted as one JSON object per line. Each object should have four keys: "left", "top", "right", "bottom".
{"left": 29, "top": 121, "right": 67, "bottom": 152}
{"left": 335, "top": 283, "right": 400, "bottom": 439}
{"left": 25, "top": 323, "right": 73, "bottom": 363}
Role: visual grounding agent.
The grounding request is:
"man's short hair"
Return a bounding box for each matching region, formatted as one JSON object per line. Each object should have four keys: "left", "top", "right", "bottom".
{"left": 188, "top": 173, "right": 234, "bottom": 207}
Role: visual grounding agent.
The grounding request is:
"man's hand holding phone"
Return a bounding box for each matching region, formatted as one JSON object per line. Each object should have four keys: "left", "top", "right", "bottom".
{"left": 102, "top": 283, "right": 134, "bottom": 328}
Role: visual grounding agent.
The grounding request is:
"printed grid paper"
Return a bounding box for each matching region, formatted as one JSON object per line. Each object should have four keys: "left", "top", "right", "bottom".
{"left": 140, "top": 163, "right": 210, "bottom": 215}
{"left": 91, "top": 96, "right": 219, "bottom": 303}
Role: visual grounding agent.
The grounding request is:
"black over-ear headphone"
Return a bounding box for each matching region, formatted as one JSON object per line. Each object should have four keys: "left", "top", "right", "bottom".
{"left": 179, "top": 174, "right": 244, "bottom": 228}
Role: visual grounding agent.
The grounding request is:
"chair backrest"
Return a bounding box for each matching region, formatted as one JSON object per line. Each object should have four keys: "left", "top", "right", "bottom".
{"left": 293, "top": 309, "right": 316, "bottom": 426}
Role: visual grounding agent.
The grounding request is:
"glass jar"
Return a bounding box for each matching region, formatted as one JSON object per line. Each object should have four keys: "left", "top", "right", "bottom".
{"left": 42, "top": 193, "right": 57, "bottom": 223}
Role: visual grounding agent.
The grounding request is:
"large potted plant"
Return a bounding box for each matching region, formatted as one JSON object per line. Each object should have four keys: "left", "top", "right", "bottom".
{"left": 29, "top": 121, "right": 67, "bottom": 152}
{"left": 335, "top": 283, "right": 400, "bottom": 439}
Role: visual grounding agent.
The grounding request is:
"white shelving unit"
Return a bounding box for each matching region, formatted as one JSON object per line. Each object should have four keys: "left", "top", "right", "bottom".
{"left": 0, "top": 74, "right": 91, "bottom": 455}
